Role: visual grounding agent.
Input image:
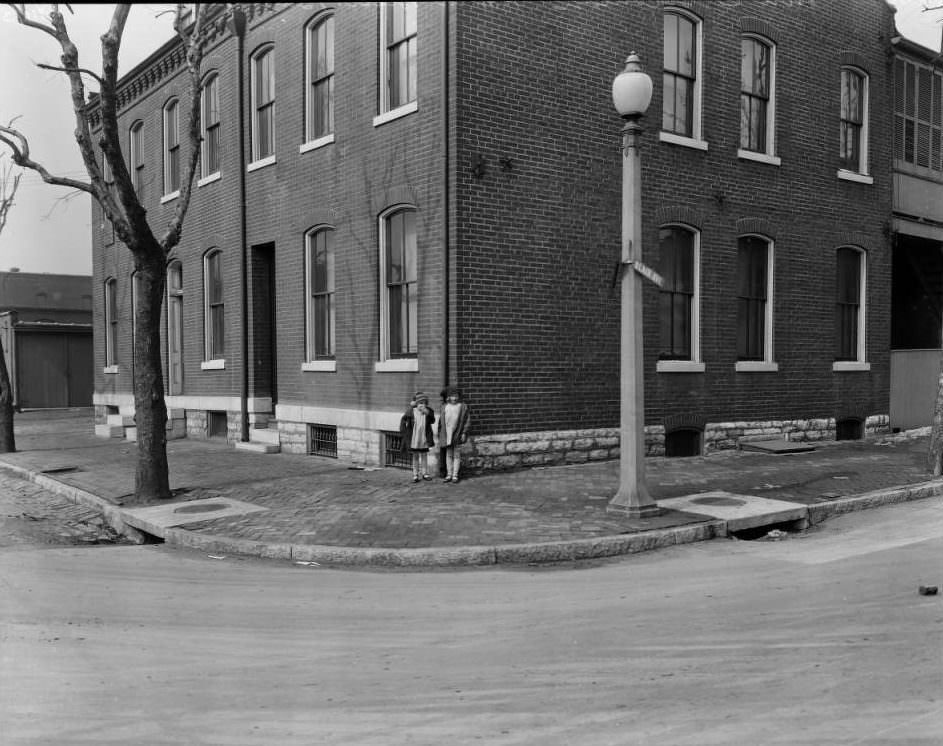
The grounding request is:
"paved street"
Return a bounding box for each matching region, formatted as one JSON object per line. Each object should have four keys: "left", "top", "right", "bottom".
{"left": 2, "top": 491, "right": 941, "bottom": 745}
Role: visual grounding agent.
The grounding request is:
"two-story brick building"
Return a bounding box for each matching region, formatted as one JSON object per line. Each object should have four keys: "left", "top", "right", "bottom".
{"left": 92, "top": 1, "right": 897, "bottom": 470}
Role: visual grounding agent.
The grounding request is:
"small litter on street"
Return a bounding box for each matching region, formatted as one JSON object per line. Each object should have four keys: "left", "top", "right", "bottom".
{"left": 294, "top": 561, "right": 321, "bottom": 567}
{"left": 918, "top": 585, "right": 938, "bottom": 596}
{"left": 207, "top": 554, "right": 226, "bottom": 560}
{"left": 763, "top": 529, "right": 788, "bottom": 541}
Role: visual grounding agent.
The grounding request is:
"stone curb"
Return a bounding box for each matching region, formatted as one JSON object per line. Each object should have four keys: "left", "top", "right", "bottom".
{"left": 1, "top": 456, "right": 941, "bottom": 568}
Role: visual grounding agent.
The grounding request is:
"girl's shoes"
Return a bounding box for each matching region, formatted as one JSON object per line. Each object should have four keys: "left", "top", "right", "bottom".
{"left": 422, "top": 474, "right": 432, "bottom": 481}
{"left": 451, "top": 476, "right": 460, "bottom": 484}
{"left": 443, "top": 475, "right": 453, "bottom": 482}
{"left": 412, "top": 475, "right": 420, "bottom": 483}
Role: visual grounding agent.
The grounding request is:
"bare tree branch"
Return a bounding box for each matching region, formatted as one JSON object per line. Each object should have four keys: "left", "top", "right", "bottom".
{"left": 160, "top": 3, "right": 207, "bottom": 250}
{"left": 0, "top": 157, "right": 22, "bottom": 235}
{"left": 0, "top": 123, "right": 94, "bottom": 194}
{"left": 36, "top": 62, "right": 105, "bottom": 87}
{"left": 6, "top": 3, "right": 60, "bottom": 41}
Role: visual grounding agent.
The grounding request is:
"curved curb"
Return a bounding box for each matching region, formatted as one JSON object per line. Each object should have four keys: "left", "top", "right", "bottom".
{"left": 2, "top": 456, "right": 942, "bottom": 568}
{"left": 160, "top": 520, "right": 728, "bottom": 567}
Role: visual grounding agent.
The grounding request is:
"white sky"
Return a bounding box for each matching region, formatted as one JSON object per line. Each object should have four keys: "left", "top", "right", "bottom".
{"left": 0, "top": 1, "right": 939, "bottom": 276}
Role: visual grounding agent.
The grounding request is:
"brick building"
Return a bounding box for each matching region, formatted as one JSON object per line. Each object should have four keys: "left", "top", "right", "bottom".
{"left": 91, "top": 1, "right": 897, "bottom": 469}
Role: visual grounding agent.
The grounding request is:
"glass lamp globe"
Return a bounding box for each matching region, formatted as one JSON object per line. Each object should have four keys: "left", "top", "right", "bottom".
{"left": 612, "top": 52, "right": 653, "bottom": 118}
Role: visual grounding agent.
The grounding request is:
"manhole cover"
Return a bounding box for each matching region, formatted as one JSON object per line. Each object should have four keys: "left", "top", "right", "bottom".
{"left": 173, "top": 502, "right": 228, "bottom": 514}
{"left": 691, "top": 496, "right": 746, "bottom": 507}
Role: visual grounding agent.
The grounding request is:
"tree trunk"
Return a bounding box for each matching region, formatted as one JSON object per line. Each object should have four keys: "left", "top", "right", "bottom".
{"left": 928, "top": 349, "right": 943, "bottom": 476}
{"left": 132, "top": 249, "right": 170, "bottom": 500}
{"left": 0, "top": 335, "right": 15, "bottom": 453}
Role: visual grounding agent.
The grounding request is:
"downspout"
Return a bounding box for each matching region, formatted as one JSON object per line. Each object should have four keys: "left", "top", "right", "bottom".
{"left": 228, "top": 6, "right": 250, "bottom": 443}
{"left": 442, "top": 1, "right": 450, "bottom": 391}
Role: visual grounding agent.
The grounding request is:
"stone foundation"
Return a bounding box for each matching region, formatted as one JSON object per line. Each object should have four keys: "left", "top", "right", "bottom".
{"left": 96, "top": 397, "right": 892, "bottom": 472}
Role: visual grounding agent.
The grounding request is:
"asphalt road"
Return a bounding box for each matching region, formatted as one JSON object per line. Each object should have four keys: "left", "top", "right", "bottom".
{"left": 1, "top": 470, "right": 941, "bottom": 745}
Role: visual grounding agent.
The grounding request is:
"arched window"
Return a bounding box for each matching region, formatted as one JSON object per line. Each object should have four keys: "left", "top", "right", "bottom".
{"left": 167, "top": 261, "right": 184, "bottom": 393}
{"left": 305, "top": 14, "right": 335, "bottom": 144}
{"left": 662, "top": 9, "right": 702, "bottom": 142}
{"left": 740, "top": 35, "right": 776, "bottom": 157}
{"left": 736, "top": 235, "right": 775, "bottom": 366}
{"left": 129, "top": 121, "right": 145, "bottom": 200}
{"left": 251, "top": 46, "right": 275, "bottom": 162}
{"left": 163, "top": 98, "right": 180, "bottom": 195}
{"left": 379, "top": 207, "right": 417, "bottom": 364}
{"left": 657, "top": 225, "right": 699, "bottom": 365}
{"left": 104, "top": 277, "right": 118, "bottom": 368}
{"left": 201, "top": 73, "right": 220, "bottom": 177}
{"left": 305, "top": 227, "right": 336, "bottom": 361}
{"left": 836, "top": 247, "right": 866, "bottom": 364}
{"left": 204, "top": 250, "right": 225, "bottom": 360}
{"left": 840, "top": 66, "right": 869, "bottom": 175}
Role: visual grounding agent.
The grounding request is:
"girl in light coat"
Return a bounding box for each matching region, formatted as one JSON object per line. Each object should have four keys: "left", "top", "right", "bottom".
{"left": 437, "top": 386, "right": 470, "bottom": 483}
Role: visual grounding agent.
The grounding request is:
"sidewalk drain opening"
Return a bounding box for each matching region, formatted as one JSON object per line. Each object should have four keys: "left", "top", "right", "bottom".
{"left": 173, "top": 502, "right": 229, "bottom": 515}
{"left": 41, "top": 466, "right": 81, "bottom": 475}
{"left": 730, "top": 518, "right": 808, "bottom": 541}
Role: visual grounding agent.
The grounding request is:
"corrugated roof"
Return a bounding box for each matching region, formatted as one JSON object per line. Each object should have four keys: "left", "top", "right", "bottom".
{"left": 0, "top": 272, "right": 93, "bottom": 312}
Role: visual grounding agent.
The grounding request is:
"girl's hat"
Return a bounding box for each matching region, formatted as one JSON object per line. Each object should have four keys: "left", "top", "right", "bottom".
{"left": 413, "top": 391, "right": 429, "bottom": 404}
{"left": 444, "top": 386, "right": 462, "bottom": 399}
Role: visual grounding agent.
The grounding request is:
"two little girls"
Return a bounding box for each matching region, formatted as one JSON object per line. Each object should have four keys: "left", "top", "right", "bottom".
{"left": 399, "top": 387, "right": 470, "bottom": 483}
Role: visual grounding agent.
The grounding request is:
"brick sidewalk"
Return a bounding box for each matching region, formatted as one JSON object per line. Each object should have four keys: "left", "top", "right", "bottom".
{"left": 0, "top": 409, "right": 937, "bottom": 554}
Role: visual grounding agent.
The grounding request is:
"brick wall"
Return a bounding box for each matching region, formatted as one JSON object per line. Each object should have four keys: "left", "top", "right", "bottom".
{"left": 453, "top": 0, "right": 895, "bottom": 438}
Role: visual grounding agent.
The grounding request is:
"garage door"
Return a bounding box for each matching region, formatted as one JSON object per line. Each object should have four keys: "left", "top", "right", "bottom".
{"left": 15, "top": 332, "right": 93, "bottom": 408}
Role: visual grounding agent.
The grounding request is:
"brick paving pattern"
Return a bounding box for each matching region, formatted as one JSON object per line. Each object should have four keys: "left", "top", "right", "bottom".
{"left": 0, "top": 409, "right": 936, "bottom": 551}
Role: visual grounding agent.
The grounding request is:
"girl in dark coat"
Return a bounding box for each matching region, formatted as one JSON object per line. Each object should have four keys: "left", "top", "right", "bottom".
{"left": 400, "top": 391, "right": 436, "bottom": 483}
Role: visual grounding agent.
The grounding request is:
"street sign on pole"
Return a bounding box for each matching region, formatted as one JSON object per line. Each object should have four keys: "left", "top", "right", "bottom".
{"left": 630, "top": 260, "right": 663, "bottom": 288}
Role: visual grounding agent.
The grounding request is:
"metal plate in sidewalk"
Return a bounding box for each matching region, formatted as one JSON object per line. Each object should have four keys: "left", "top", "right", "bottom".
{"left": 121, "top": 497, "right": 268, "bottom": 530}
{"left": 657, "top": 491, "right": 808, "bottom": 532}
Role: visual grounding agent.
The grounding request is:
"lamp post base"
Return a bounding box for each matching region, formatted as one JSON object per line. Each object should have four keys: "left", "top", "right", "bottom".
{"left": 607, "top": 489, "right": 664, "bottom": 518}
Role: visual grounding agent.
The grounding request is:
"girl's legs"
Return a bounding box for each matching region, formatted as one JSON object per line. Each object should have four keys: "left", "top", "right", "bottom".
{"left": 411, "top": 452, "right": 420, "bottom": 480}
{"left": 451, "top": 446, "right": 461, "bottom": 480}
{"left": 442, "top": 445, "right": 454, "bottom": 480}
{"left": 419, "top": 451, "right": 429, "bottom": 478}
{"left": 445, "top": 445, "right": 461, "bottom": 481}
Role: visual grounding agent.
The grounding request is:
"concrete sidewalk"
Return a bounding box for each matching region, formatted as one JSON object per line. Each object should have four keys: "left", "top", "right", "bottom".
{"left": 2, "top": 408, "right": 941, "bottom": 567}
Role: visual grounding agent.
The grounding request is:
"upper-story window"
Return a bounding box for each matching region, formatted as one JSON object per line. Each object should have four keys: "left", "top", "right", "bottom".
{"left": 163, "top": 98, "right": 180, "bottom": 196}
{"left": 305, "top": 14, "right": 335, "bottom": 144}
{"left": 306, "top": 227, "right": 336, "bottom": 361}
{"left": 894, "top": 57, "right": 943, "bottom": 171}
{"left": 130, "top": 121, "right": 144, "bottom": 200}
{"left": 657, "top": 225, "right": 700, "bottom": 368}
{"left": 662, "top": 9, "right": 703, "bottom": 146}
{"left": 104, "top": 277, "right": 118, "bottom": 368}
{"left": 379, "top": 2, "right": 417, "bottom": 118}
{"left": 204, "top": 249, "right": 225, "bottom": 360}
{"left": 740, "top": 35, "right": 776, "bottom": 158}
{"left": 736, "top": 235, "right": 775, "bottom": 367}
{"left": 836, "top": 247, "right": 866, "bottom": 364}
{"left": 251, "top": 46, "right": 275, "bottom": 162}
{"left": 201, "top": 74, "right": 220, "bottom": 177}
{"left": 840, "top": 67, "right": 869, "bottom": 176}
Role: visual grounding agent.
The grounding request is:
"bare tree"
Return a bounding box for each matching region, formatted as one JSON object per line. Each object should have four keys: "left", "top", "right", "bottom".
{"left": 0, "top": 155, "right": 22, "bottom": 452}
{"left": 0, "top": 4, "right": 209, "bottom": 499}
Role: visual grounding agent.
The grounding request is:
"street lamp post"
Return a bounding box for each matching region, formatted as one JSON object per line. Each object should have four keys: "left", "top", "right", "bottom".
{"left": 608, "top": 53, "right": 663, "bottom": 518}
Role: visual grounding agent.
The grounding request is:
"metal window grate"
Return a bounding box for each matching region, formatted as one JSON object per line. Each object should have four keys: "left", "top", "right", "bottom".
{"left": 383, "top": 431, "right": 411, "bottom": 469}
{"left": 308, "top": 424, "right": 337, "bottom": 458}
